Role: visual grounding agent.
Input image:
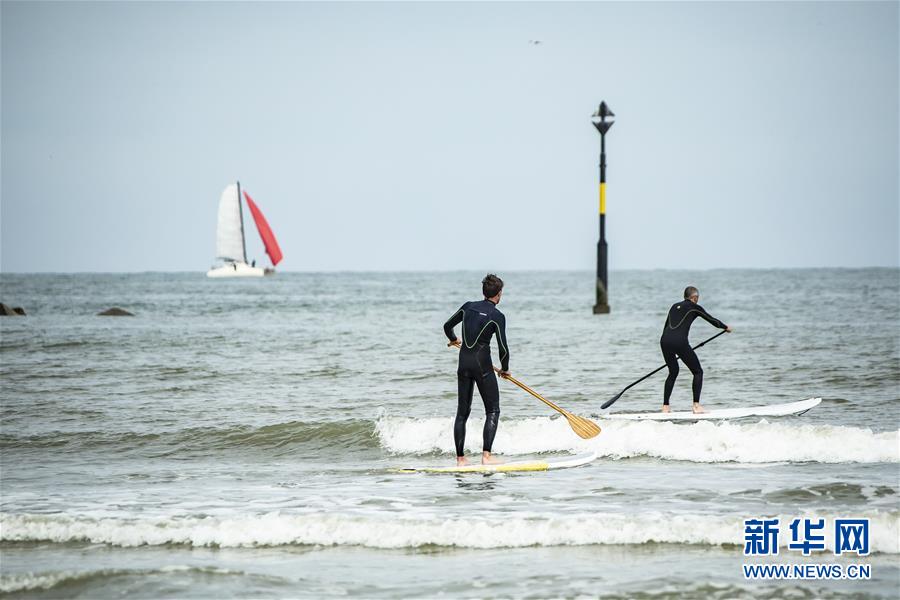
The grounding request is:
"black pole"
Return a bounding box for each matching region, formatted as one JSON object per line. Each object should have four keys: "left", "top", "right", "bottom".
{"left": 592, "top": 102, "right": 614, "bottom": 314}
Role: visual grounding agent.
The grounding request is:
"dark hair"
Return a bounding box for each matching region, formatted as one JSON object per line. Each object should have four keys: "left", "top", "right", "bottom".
{"left": 482, "top": 274, "right": 504, "bottom": 298}
{"left": 684, "top": 286, "right": 699, "bottom": 300}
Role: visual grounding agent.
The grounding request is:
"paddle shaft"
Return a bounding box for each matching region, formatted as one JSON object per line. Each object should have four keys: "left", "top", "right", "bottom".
{"left": 492, "top": 366, "right": 570, "bottom": 416}
{"left": 601, "top": 330, "right": 728, "bottom": 410}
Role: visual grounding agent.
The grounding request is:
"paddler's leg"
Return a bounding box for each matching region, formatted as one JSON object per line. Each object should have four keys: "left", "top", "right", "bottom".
{"left": 474, "top": 371, "right": 503, "bottom": 465}
{"left": 661, "top": 341, "right": 679, "bottom": 413}
{"left": 678, "top": 345, "right": 705, "bottom": 413}
{"left": 455, "top": 375, "right": 475, "bottom": 465}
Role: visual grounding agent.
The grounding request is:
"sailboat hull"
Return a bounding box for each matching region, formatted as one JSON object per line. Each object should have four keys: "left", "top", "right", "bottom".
{"left": 206, "top": 263, "right": 270, "bottom": 278}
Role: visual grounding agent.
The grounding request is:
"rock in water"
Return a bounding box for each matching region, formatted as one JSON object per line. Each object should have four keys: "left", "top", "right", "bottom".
{"left": 0, "top": 303, "right": 25, "bottom": 316}
{"left": 97, "top": 307, "right": 134, "bottom": 316}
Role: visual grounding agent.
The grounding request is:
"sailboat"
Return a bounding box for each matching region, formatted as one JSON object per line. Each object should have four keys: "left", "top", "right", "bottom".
{"left": 206, "top": 182, "right": 283, "bottom": 278}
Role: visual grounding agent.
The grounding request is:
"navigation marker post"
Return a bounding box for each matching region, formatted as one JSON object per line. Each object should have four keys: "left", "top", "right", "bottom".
{"left": 591, "top": 101, "right": 614, "bottom": 314}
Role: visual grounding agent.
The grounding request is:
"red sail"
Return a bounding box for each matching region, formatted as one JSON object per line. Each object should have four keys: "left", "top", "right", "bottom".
{"left": 243, "top": 191, "right": 283, "bottom": 266}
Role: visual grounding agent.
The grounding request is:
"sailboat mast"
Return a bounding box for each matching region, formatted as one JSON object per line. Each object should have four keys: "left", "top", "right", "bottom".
{"left": 236, "top": 180, "right": 248, "bottom": 264}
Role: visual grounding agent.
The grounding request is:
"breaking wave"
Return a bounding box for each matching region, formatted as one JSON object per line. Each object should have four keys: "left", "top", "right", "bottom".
{"left": 375, "top": 416, "right": 900, "bottom": 464}
{"left": 2, "top": 511, "right": 897, "bottom": 553}
{"left": 5, "top": 415, "right": 896, "bottom": 464}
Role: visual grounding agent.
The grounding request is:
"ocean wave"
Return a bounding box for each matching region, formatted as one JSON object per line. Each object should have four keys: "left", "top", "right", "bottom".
{"left": 2, "top": 511, "right": 897, "bottom": 553}
{"left": 0, "top": 566, "right": 246, "bottom": 594}
{"left": 375, "top": 416, "right": 900, "bottom": 464}
{"left": 4, "top": 416, "right": 897, "bottom": 464}
{"left": 0, "top": 419, "right": 379, "bottom": 455}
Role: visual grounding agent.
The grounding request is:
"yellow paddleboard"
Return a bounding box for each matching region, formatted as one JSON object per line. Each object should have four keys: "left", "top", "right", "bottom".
{"left": 392, "top": 452, "right": 597, "bottom": 474}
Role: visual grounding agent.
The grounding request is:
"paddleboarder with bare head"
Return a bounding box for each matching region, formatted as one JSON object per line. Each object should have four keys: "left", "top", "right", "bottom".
{"left": 443, "top": 274, "right": 510, "bottom": 466}
{"left": 660, "top": 286, "right": 732, "bottom": 413}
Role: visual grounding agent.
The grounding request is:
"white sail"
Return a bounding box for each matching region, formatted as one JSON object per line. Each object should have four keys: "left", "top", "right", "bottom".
{"left": 215, "top": 183, "right": 246, "bottom": 262}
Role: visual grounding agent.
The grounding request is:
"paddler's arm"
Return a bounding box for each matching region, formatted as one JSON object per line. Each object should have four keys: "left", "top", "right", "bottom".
{"left": 443, "top": 304, "right": 467, "bottom": 344}
{"left": 494, "top": 312, "right": 510, "bottom": 376}
{"left": 695, "top": 304, "right": 732, "bottom": 331}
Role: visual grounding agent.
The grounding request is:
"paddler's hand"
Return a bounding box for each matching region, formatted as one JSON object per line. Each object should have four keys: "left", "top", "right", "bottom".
{"left": 448, "top": 339, "right": 461, "bottom": 348}
{"left": 498, "top": 370, "right": 511, "bottom": 379}
{"left": 725, "top": 325, "right": 733, "bottom": 333}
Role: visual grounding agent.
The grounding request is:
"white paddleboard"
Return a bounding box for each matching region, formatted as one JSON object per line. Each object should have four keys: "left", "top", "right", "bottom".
{"left": 392, "top": 452, "right": 597, "bottom": 474}
{"left": 604, "top": 397, "right": 822, "bottom": 421}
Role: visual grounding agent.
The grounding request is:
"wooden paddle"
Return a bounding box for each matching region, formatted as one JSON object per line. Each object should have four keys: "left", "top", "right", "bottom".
{"left": 495, "top": 368, "right": 602, "bottom": 439}
{"left": 448, "top": 341, "right": 601, "bottom": 439}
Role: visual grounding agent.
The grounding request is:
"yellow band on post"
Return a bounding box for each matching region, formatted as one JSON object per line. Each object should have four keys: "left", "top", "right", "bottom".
{"left": 599, "top": 183, "right": 606, "bottom": 214}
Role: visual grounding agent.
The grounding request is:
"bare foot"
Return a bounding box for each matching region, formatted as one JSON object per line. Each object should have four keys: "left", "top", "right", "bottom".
{"left": 661, "top": 405, "right": 671, "bottom": 413}
{"left": 692, "top": 403, "right": 707, "bottom": 414}
{"left": 456, "top": 456, "right": 469, "bottom": 467}
{"left": 481, "top": 452, "right": 504, "bottom": 465}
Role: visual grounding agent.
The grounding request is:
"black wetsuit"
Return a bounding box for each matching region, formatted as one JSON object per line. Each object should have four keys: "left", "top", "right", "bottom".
{"left": 443, "top": 299, "right": 510, "bottom": 457}
{"left": 660, "top": 300, "right": 727, "bottom": 405}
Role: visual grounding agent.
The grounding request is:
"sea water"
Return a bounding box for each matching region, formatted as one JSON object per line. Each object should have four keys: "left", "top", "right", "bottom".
{"left": 1, "top": 269, "right": 898, "bottom": 598}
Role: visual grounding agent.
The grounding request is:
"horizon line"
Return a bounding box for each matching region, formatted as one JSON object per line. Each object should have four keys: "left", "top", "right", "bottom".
{"left": 1, "top": 266, "right": 898, "bottom": 276}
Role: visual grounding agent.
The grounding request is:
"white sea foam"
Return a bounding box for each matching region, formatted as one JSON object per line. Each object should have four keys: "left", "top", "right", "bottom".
{"left": 375, "top": 416, "right": 900, "bottom": 463}
{"left": 2, "top": 511, "right": 897, "bottom": 553}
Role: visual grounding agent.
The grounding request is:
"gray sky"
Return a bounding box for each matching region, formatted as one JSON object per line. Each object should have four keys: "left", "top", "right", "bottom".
{"left": 2, "top": 1, "right": 897, "bottom": 272}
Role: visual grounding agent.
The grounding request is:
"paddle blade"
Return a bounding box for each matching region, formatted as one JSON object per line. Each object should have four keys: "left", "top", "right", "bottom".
{"left": 601, "top": 393, "right": 622, "bottom": 410}
{"left": 565, "top": 414, "right": 602, "bottom": 439}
